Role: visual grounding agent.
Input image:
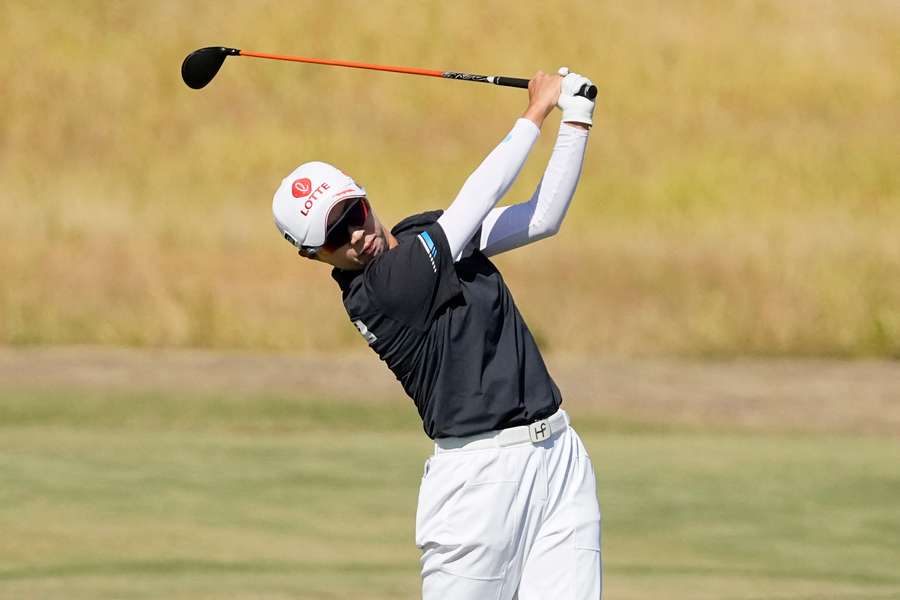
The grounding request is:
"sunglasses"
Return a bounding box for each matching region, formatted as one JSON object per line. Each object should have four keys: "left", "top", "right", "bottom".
{"left": 297, "top": 197, "right": 369, "bottom": 256}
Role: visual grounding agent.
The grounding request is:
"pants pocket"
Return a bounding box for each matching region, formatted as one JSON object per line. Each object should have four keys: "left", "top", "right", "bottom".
{"left": 442, "top": 479, "right": 520, "bottom": 579}
{"left": 573, "top": 454, "right": 602, "bottom": 552}
{"left": 574, "top": 453, "right": 602, "bottom": 597}
{"left": 417, "top": 451, "right": 523, "bottom": 582}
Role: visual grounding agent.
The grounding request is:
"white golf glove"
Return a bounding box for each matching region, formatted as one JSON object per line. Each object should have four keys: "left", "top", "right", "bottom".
{"left": 556, "top": 67, "right": 595, "bottom": 126}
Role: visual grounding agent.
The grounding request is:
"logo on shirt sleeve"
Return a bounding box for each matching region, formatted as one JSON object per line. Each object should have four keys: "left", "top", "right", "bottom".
{"left": 353, "top": 319, "right": 378, "bottom": 344}
{"left": 417, "top": 231, "right": 438, "bottom": 273}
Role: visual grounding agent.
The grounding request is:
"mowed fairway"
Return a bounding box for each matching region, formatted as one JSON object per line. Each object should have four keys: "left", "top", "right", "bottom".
{"left": 1, "top": 373, "right": 899, "bottom": 599}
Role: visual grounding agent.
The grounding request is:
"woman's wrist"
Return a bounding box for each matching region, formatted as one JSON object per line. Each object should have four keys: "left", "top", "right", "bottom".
{"left": 522, "top": 102, "right": 553, "bottom": 128}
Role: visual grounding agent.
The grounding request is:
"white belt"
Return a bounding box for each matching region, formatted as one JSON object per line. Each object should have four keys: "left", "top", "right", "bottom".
{"left": 435, "top": 409, "right": 569, "bottom": 453}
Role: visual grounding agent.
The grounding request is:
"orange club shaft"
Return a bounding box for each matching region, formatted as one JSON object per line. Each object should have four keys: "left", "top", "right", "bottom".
{"left": 238, "top": 50, "right": 445, "bottom": 78}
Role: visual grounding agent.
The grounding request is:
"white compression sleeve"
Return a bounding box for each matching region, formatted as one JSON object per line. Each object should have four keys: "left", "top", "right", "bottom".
{"left": 437, "top": 118, "right": 540, "bottom": 261}
{"left": 478, "top": 122, "right": 588, "bottom": 256}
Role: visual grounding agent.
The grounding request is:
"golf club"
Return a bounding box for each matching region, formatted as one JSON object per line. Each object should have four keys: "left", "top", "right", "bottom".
{"left": 181, "top": 46, "right": 598, "bottom": 100}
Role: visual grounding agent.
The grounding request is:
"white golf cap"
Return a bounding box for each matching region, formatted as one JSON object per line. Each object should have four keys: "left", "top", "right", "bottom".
{"left": 272, "top": 161, "right": 367, "bottom": 249}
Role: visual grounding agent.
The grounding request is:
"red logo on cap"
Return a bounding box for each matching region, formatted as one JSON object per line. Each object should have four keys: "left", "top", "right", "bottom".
{"left": 291, "top": 178, "right": 312, "bottom": 198}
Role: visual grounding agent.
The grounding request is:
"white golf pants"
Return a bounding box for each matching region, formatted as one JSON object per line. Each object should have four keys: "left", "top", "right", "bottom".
{"left": 415, "top": 410, "right": 602, "bottom": 599}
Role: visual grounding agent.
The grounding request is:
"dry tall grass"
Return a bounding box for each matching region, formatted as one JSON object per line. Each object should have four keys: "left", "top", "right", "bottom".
{"left": 1, "top": 1, "right": 898, "bottom": 356}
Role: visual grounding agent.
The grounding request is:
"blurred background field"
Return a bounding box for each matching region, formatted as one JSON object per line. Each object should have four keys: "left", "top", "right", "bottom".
{"left": 3, "top": 403, "right": 899, "bottom": 600}
{"left": 1, "top": 0, "right": 898, "bottom": 356}
{"left": 1, "top": 349, "right": 899, "bottom": 600}
{"left": 2, "top": 2, "right": 900, "bottom": 599}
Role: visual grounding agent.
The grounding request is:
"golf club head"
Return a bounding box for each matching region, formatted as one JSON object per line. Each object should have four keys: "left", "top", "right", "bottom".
{"left": 181, "top": 47, "right": 240, "bottom": 89}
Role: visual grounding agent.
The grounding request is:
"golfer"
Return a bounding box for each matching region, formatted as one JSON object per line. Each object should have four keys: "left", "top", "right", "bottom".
{"left": 273, "top": 69, "right": 601, "bottom": 599}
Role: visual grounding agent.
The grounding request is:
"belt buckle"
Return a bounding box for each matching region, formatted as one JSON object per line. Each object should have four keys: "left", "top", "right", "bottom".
{"left": 528, "top": 418, "right": 552, "bottom": 443}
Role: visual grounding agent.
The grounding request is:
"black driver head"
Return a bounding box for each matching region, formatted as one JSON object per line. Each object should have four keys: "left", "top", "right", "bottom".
{"left": 181, "top": 47, "right": 240, "bottom": 89}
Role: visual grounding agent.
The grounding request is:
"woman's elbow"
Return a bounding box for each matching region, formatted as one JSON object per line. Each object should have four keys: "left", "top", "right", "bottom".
{"left": 529, "top": 221, "right": 561, "bottom": 240}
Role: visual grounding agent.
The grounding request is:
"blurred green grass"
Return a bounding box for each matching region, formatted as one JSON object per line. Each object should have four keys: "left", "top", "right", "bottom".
{"left": 1, "top": 1, "right": 899, "bottom": 355}
{"left": 1, "top": 387, "right": 899, "bottom": 599}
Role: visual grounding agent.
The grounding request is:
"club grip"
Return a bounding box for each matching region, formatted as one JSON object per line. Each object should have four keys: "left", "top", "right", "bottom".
{"left": 494, "top": 76, "right": 597, "bottom": 100}
{"left": 494, "top": 76, "right": 530, "bottom": 89}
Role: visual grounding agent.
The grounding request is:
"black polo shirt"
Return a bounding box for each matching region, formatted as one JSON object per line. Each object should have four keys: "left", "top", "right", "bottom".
{"left": 331, "top": 211, "right": 561, "bottom": 439}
